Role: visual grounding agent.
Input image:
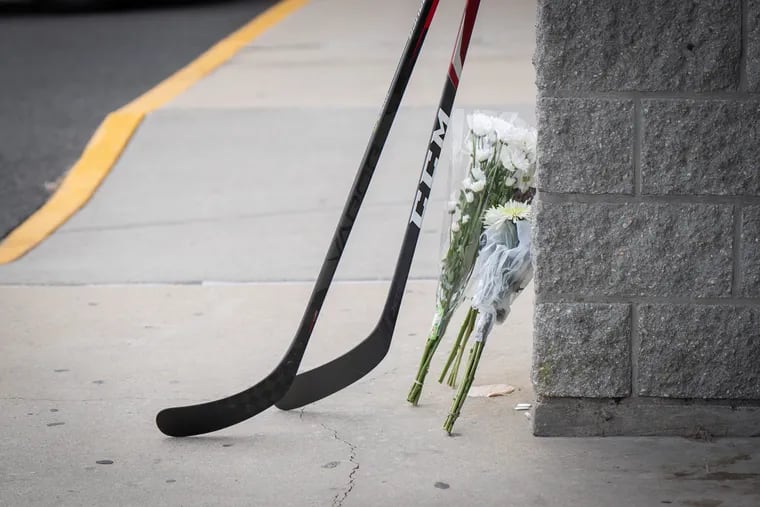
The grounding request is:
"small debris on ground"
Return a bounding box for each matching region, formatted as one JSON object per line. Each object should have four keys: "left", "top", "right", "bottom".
{"left": 467, "top": 384, "right": 516, "bottom": 398}
{"left": 514, "top": 403, "right": 532, "bottom": 411}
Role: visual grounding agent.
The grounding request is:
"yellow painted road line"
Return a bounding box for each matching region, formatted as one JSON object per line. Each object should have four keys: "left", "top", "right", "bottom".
{"left": 0, "top": 0, "right": 309, "bottom": 265}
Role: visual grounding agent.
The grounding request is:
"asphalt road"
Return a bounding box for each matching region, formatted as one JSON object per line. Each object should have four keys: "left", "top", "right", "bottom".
{"left": 0, "top": 0, "right": 275, "bottom": 239}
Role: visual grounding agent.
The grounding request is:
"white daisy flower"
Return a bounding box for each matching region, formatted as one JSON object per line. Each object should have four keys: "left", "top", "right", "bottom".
{"left": 482, "top": 200, "right": 531, "bottom": 226}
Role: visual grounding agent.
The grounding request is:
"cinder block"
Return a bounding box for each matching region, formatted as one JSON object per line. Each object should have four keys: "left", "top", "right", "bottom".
{"left": 742, "top": 206, "right": 760, "bottom": 297}
{"left": 535, "top": 0, "right": 741, "bottom": 91}
{"left": 533, "top": 200, "right": 733, "bottom": 297}
{"left": 637, "top": 304, "right": 760, "bottom": 398}
{"left": 537, "top": 98, "right": 634, "bottom": 194}
{"left": 749, "top": 0, "right": 760, "bottom": 91}
{"left": 533, "top": 303, "right": 631, "bottom": 397}
{"left": 642, "top": 100, "right": 760, "bottom": 195}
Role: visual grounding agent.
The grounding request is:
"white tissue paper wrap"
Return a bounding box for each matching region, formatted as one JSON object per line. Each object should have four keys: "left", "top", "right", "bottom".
{"left": 470, "top": 219, "right": 533, "bottom": 327}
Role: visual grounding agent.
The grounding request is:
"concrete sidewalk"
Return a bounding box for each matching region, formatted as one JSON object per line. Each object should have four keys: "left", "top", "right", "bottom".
{"left": 3, "top": 281, "right": 759, "bottom": 506}
{"left": 1, "top": 0, "right": 759, "bottom": 506}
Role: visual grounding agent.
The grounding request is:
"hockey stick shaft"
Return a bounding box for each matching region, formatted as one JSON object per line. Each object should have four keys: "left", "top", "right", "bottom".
{"left": 382, "top": 1, "right": 479, "bottom": 329}
{"left": 155, "top": 0, "right": 441, "bottom": 437}
{"left": 276, "top": 0, "right": 481, "bottom": 410}
{"left": 275, "top": 0, "right": 442, "bottom": 378}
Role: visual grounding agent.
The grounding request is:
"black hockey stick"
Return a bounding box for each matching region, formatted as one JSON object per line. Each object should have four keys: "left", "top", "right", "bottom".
{"left": 276, "top": 0, "right": 481, "bottom": 411}
{"left": 155, "top": 0, "right": 441, "bottom": 438}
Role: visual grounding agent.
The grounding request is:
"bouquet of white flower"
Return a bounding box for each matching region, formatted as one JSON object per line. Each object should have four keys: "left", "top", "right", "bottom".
{"left": 443, "top": 201, "right": 533, "bottom": 433}
{"left": 407, "top": 111, "right": 536, "bottom": 407}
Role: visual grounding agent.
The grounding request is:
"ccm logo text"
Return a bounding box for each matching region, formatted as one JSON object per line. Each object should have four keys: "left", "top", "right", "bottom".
{"left": 410, "top": 108, "right": 449, "bottom": 229}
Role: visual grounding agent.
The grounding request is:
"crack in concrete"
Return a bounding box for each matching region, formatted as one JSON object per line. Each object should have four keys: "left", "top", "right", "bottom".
{"left": 295, "top": 408, "right": 358, "bottom": 506}
{"left": 320, "top": 423, "right": 359, "bottom": 507}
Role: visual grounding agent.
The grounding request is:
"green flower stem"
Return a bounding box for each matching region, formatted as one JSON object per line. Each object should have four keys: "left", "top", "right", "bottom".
{"left": 446, "top": 307, "right": 477, "bottom": 388}
{"left": 443, "top": 335, "right": 486, "bottom": 435}
{"left": 438, "top": 307, "right": 476, "bottom": 384}
{"left": 406, "top": 313, "right": 450, "bottom": 405}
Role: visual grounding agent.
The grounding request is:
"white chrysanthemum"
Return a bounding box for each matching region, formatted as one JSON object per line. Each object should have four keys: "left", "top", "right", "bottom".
{"left": 516, "top": 127, "right": 534, "bottom": 146}
{"left": 464, "top": 191, "right": 474, "bottom": 203}
{"left": 447, "top": 200, "right": 458, "bottom": 213}
{"left": 509, "top": 146, "right": 530, "bottom": 171}
{"left": 451, "top": 221, "right": 461, "bottom": 232}
{"left": 483, "top": 201, "right": 531, "bottom": 226}
{"left": 470, "top": 179, "right": 486, "bottom": 193}
{"left": 491, "top": 117, "right": 511, "bottom": 143}
{"left": 475, "top": 145, "right": 493, "bottom": 162}
{"left": 462, "top": 215, "right": 470, "bottom": 224}
{"left": 462, "top": 177, "right": 474, "bottom": 190}
{"left": 504, "top": 175, "right": 517, "bottom": 187}
{"left": 514, "top": 170, "right": 534, "bottom": 193}
{"left": 524, "top": 129, "right": 537, "bottom": 154}
{"left": 499, "top": 145, "right": 514, "bottom": 170}
{"left": 495, "top": 122, "right": 528, "bottom": 147}
{"left": 471, "top": 164, "right": 486, "bottom": 181}
{"left": 467, "top": 113, "right": 493, "bottom": 137}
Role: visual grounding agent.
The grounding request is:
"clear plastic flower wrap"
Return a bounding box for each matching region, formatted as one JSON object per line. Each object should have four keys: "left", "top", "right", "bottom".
{"left": 407, "top": 109, "right": 536, "bottom": 406}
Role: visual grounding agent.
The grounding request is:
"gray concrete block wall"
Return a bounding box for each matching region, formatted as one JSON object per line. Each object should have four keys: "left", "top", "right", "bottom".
{"left": 537, "top": 99, "right": 634, "bottom": 194}
{"left": 533, "top": 303, "right": 632, "bottom": 397}
{"left": 534, "top": 0, "right": 742, "bottom": 92}
{"left": 533, "top": 202, "right": 734, "bottom": 298}
{"left": 642, "top": 101, "right": 760, "bottom": 195}
{"left": 750, "top": 0, "right": 760, "bottom": 90}
{"left": 532, "top": 0, "right": 760, "bottom": 436}
{"left": 744, "top": 206, "right": 760, "bottom": 296}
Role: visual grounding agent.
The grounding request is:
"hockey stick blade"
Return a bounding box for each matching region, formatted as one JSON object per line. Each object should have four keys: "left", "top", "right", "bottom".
{"left": 276, "top": 0, "right": 482, "bottom": 411}
{"left": 274, "top": 324, "right": 394, "bottom": 412}
{"left": 155, "top": 0, "right": 440, "bottom": 437}
{"left": 156, "top": 364, "right": 298, "bottom": 437}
